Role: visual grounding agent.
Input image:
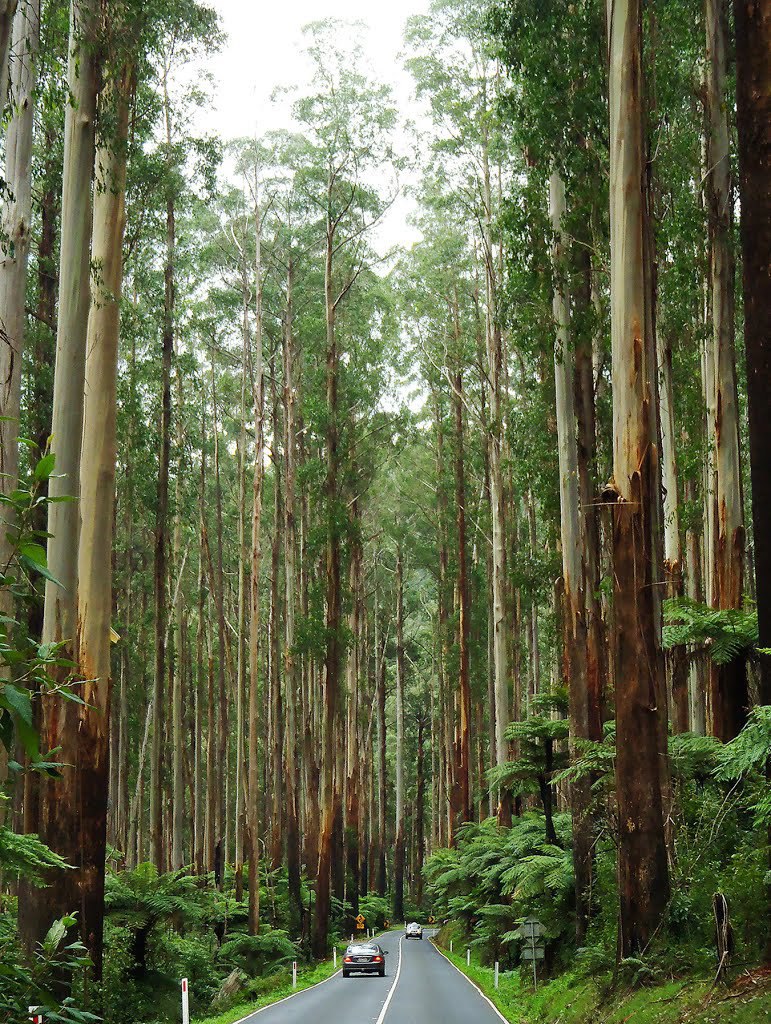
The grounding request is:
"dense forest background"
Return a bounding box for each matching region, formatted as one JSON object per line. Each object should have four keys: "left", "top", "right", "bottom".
{"left": 0, "top": 0, "right": 769, "bottom": 1021}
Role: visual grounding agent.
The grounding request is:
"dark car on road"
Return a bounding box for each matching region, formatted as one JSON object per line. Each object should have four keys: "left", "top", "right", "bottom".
{"left": 342, "top": 942, "right": 388, "bottom": 978}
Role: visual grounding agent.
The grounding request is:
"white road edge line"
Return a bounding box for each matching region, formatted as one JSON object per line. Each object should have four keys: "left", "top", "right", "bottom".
{"left": 374, "top": 935, "right": 403, "bottom": 1024}
{"left": 228, "top": 964, "right": 342, "bottom": 1024}
{"left": 228, "top": 930, "right": 395, "bottom": 1024}
{"left": 429, "top": 936, "right": 510, "bottom": 1024}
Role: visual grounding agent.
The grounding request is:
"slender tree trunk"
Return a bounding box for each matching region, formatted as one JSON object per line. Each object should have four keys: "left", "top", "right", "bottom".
{"left": 376, "top": 610, "right": 388, "bottom": 896}
{"left": 0, "top": 0, "right": 39, "bottom": 593}
{"left": 282, "top": 257, "right": 303, "bottom": 935}
{"left": 705, "top": 0, "right": 747, "bottom": 741}
{"left": 247, "top": 194, "right": 265, "bottom": 936}
{"left": 0, "top": 1, "right": 18, "bottom": 128}
{"left": 550, "top": 171, "right": 594, "bottom": 942}
{"left": 234, "top": 285, "right": 249, "bottom": 897}
{"left": 75, "top": 71, "right": 131, "bottom": 972}
{"left": 393, "top": 546, "right": 406, "bottom": 924}
{"left": 732, "top": 0, "right": 771, "bottom": 959}
{"left": 20, "top": 0, "right": 99, "bottom": 957}
{"left": 606, "top": 0, "right": 670, "bottom": 955}
{"left": 171, "top": 345, "right": 185, "bottom": 870}
{"left": 345, "top": 512, "right": 362, "bottom": 925}
{"left": 451, "top": 347, "right": 472, "bottom": 823}
{"left": 151, "top": 71, "right": 176, "bottom": 871}
{"left": 656, "top": 327, "right": 689, "bottom": 734}
{"left": 313, "top": 208, "right": 344, "bottom": 958}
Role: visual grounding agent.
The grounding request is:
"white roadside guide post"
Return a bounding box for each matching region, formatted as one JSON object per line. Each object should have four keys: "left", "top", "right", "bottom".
{"left": 292, "top": 961, "right": 297, "bottom": 988}
{"left": 334, "top": 947, "right": 337, "bottom": 969}
{"left": 449, "top": 939, "right": 453, "bottom": 953}
{"left": 29, "top": 1008, "right": 43, "bottom": 1024}
{"left": 466, "top": 948, "right": 471, "bottom": 966}
{"left": 494, "top": 962, "right": 499, "bottom": 989}
{"left": 180, "top": 979, "right": 190, "bottom": 1024}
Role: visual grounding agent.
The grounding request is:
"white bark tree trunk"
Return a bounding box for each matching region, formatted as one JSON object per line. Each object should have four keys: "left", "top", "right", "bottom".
{"left": 76, "top": 69, "right": 131, "bottom": 974}
{"left": 0, "top": 0, "right": 39, "bottom": 622}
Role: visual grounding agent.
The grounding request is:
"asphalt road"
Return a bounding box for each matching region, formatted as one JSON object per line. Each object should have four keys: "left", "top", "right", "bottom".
{"left": 237, "top": 929, "right": 505, "bottom": 1024}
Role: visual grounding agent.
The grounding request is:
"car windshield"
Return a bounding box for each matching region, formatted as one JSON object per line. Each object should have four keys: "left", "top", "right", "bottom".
{"left": 348, "top": 945, "right": 378, "bottom": 954}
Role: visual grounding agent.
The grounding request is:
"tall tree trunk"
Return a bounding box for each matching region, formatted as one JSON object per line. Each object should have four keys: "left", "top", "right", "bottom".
{"left": 451, "top": 346, "right": 472, "bottom": 824}
{"left": 483, "top": 139, "right": 511, "bottom": 826}
{"left": 282, "top": 257, "right": 303, "bottom": 935}
{"left": 549, "top": 171, "right": 593, "bottom": 943}
{"left": 151, "top": 70, "right": 176, "bottom": 871}
{"left": 0, "top": 0, "right": 39, "bottom": 601}
{"left": 208, "top": 359, "right": 232, "bottom": 863}
{"left": 345, "top": 510, "right": 362, "bottom": 925}
{"left": 234, "top": 284, "right": 249, "bottom": 897}
{"left": 75, "top": 70, "right": 131, "bottom": 973}
{"left": 313, "top": 208, "right": 344, "bottom": 958}
{"left": 376, "top": 607, "right": 388, "bottom": 896}
{"left": 732, "top": 0, "right": 771, "bottom": 960}
{"left": 247, "top": 194, "right": 265, "bottom": 936}
{"left": 20, "top": 0, "right": 99, "bottom": 957}
{"left": 268, "top": 365, "right": 283, "bottom": 871}
{"left": 0, "top": 1, "right": 18, "bottom": 128}
{"left": 393, "top": 546, "right": 406, "bottom": 924}
{"left": 171, "top": 344, "right": 186, "bottom": 870}
{"left": 705, "top": 0, "right": 747, "bottom": 741}
{"left": 657, "top": 327, "right": 689, "bottom": 734}
{"left": 606, "top": 0, "right": 670, "bottom": 956}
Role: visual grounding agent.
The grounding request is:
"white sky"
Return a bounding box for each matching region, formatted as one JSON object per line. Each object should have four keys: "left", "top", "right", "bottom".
{"left": 193, "top": 0, "right": 432, "bottom": 253}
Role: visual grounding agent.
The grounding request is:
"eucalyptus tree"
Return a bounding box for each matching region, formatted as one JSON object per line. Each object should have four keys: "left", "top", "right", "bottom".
{"left": 0, "top": 0, "right": 41, "bottom": 631}
{"left": 406, "top": 0, "right": 516, "bottom": 824}
{"left": 605, "top": 0, "right": 670, "bottom": 956}
{"left": 704, "top": 0, "right": 746, "bottom": 741}
{"left": 21, "top": 0, "right": 103, "bottom": 962}
{"left": 291, "top": 19, "right": 398, "bottom": 955}
{"left": 733, "top": 0, "right": 770, "bottom": 712}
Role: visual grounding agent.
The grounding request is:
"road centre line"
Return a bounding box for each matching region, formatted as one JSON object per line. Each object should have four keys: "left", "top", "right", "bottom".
{"left": 374, "top": 935, "right": 403, "bottom": 1024}
{"left": 429, "top": 936, "right": 509, "bottom": 1024}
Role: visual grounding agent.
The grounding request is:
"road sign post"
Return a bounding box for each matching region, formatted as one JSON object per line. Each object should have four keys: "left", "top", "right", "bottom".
{"left": 292, "top": 961, "right": 297, "bottom": 989}
{"left": 180, "top": 979, "right": 190, "bottom": 1024}
{"left": 515, "top": 917, "right": 545, "bottom": 990}
{"left": 29, "top": 1008, "right": 43, "bottom": 1024}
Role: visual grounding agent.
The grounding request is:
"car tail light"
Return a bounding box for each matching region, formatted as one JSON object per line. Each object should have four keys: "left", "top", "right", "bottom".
{"left": 373, "top": 956, "right": 382, "bottom": 962}
{"left": 344, "top": 956, "right": 353, "bottom": 963}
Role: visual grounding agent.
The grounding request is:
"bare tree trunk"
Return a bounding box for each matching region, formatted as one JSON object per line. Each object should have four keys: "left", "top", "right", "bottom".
{"left": 451, "top": 347, "right": 472, "bottom": 823}
{"left": 0, "top": 0, "right": 39, "bottom": 595}
{"left": 171, "top": 347, "right": 185, "bottom": 870}
{"left": 234, "top": 286, "right": 249, "bottom": 897}
{"left": 606, "top": 0, "right": 670, "bottom": 956}
{"left": 247, "top": 194, "right": 265, "bottom": 936}
{"left": 282, "top": 257, "right": 303, "bottom": 935}
{"left": 705, "top": 0, "right": 747, "bottom": 741}
{"left": 550, "top": 171, "right": 594, "bottom": 942}
{"left": 732, "top": 0, "right": 770, "bottom": 707}
{"left": 151, "top": 69, "right": 176, "bottom": 871}
{"left": 75, "top": 71, "right": 131, "bottom": 973}
{"left": 345, "top": 517, "right": 362, "bottom": 925}
{"left": 657, "top": 327, "right": 688, "bottom": 734}
{"left": 393, "top": 546, "right": 406, "bottom": 923}
{"left": 20, "top": 0, "right": 99, "bottom": 958}
{"left": 0, "top": 1, "right": 18, "bottom": 128}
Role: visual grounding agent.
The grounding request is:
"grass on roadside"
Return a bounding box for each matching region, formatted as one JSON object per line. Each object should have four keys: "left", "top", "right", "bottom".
{"left": 431, "top": 933, "right": 771, "bottom": 1024}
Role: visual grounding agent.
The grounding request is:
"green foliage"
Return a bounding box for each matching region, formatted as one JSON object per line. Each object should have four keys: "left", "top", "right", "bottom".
{"left": 663, "top": 597, "right": 761, "bottom": 665}
{"left": 0, "top": 912, "right": 98, "bottom": 1024}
